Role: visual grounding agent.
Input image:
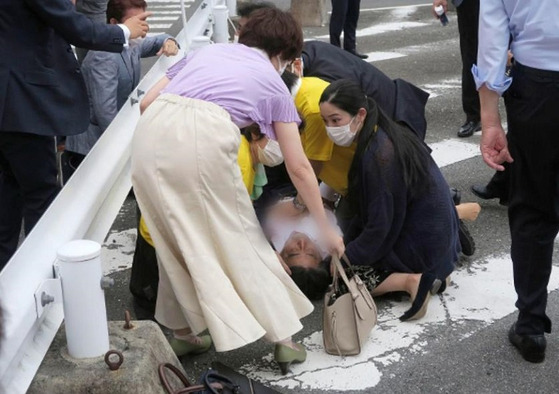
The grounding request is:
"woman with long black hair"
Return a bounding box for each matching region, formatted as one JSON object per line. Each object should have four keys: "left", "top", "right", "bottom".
{"left": 319, "top": 79, "right": 460, "bottom": 321}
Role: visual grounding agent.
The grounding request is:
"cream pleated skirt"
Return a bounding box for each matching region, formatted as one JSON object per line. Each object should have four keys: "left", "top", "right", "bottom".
{"left": 131, "top": 94, "right": 313, "bottom": 352}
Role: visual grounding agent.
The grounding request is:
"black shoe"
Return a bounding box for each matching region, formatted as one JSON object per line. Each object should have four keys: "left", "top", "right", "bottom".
{"left": 450, "top": 187, "right": 461, "bottom": 206}
{"left": 457, "top": 120, "right": 481, "bottom": 138}
{"left": 345, "top": 49, "right": 368, "bottom": 59}
{"left": 458, "top": 220, "right": 475, "bottom": 256}
{"left": 400, "top": 273, "right": 436, "bottom": 321}
{"left": 508, "top": 323, "right": 546, "bottom": 363}
{"left": 471, "top": 184, "right": 509, "bottom": 206}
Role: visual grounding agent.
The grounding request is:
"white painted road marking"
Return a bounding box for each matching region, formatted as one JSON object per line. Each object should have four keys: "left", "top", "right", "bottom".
{"left": 240, "top": 256, "right": 559, "bottom": 391}
{"left": 430, "top": 139, "right": 481, "bottom": 168}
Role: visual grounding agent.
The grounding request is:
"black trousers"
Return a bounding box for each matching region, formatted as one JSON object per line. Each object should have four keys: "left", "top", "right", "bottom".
{"left": 0, "top": 132, "right": 59, "bottom": 270}
{"left": 329, "top": 0, "right": 361, "bottom": 51}
{"left": 505, "top": 62, "right": 559, "bottom": 335}
{"left": 456, "top": 0, "right": 480, "bottom": 122}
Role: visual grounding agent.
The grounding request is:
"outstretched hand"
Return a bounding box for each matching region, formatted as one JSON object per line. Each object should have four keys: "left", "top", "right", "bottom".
{"left": 124, "top": 11, "right": 151, "bottom": 39}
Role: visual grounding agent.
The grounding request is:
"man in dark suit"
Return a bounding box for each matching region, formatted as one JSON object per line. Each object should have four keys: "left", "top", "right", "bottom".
{"left": 329, "top": 0, "right": 367, "bottom": 59}
{"left": 432, "top": 0, "right": 480, "bottom": 138}
{"left": 300, "top": 40, "right": 429, "bottom": 141}
{"left": 0, "top": 0, "right": 150, "bottom": 270}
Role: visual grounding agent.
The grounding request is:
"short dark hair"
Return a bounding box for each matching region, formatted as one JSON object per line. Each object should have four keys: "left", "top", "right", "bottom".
{"left": 237, "top": 1, "right": 276, "bottom": 18}
{"left": 106, "top": 0, "right": 147, "bottom": 23}
{"left": 238, "top": 8, "right": 303, "bottom": 60}
{"left": 290, "top": 258, "right": 331, "bottom": 300}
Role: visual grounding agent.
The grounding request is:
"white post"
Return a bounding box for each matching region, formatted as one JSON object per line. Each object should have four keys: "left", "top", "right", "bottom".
{"left": 57, "top": 240, "right": 109, "bottom": 359}
{"left": 226, "top": 0, "right": 237, "bottom": 17}
{"left": 212, "top": 5, "right": 229, "bottom": 43}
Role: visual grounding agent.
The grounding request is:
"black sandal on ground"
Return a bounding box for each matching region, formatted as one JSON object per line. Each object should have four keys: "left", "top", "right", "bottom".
{"left": 400, "top": 273, "right": 436, "bottom": 321}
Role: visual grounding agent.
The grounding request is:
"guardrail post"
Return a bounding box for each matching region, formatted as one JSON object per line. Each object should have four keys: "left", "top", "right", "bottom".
{"left": 226, "top": 0, "right": 236, "bottom": 17}
{"left": 212, "top": 5, "right": 229, "bottom": 43}
{"left": 57, "top": 240, "right": 110, "bottom": 358}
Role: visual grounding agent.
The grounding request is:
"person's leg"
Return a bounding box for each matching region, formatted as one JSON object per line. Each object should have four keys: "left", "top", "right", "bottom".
{"left": 0, "top": 139, "right": 23, "bottom": 269}
{"left": 505, "top": 65, "right": 559, "bottom": 339}
{"left": 370, "top": 272, "right": 420, "bottom": 298}
{"left": 372, "top": 272, "right": 437, "bottom": 321}
{"left": 343, "top": 0, "right": 361, "bottom": 51}
{"left": 329, "top": 0, "right": 348, "bottom": 48}
{"left": 456, "top": 0, "right": 480, "bottom": 136}
{"left": 129, "top": 207, "right": 159, "bottom": 319}
{"left": 0, "top": 132, "right": 59, "bottom": 269}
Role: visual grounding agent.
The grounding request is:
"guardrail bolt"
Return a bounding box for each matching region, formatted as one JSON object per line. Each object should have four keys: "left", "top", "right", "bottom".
{"left": 41, "top": 292, "right": 55, "bottom": 307}
{"left": 123, "top": 310, "right": 134, "bottom": 330}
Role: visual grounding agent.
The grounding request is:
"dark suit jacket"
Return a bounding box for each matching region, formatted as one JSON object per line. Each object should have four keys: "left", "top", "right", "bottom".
{"left": 0, "top": 0, "right": 126, "bottom": 137}
{"left": 302, "top": 41, "right": 429, "bottom": 141}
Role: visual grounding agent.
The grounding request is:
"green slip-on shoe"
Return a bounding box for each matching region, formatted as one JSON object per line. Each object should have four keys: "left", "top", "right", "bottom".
{"left": 274, "top": 342, "right": 306, "bottom": 375}
{"left": 169, "top": 335, "right": 212, "bottom": 357}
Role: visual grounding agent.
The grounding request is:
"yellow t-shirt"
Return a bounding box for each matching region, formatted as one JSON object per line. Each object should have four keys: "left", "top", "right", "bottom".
{"left": 139, "top": 135, "right": 255, "bottom": 245}
{"left": 296, "top": 77, "right": 356, "bottom": 196}
{"left": 237, "top": 134, "right": 255, "bottom": 195}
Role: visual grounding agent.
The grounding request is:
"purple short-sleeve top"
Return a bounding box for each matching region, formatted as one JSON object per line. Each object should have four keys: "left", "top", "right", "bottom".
{"left": 162, "top": 43, "right": 300, "bottom": 140}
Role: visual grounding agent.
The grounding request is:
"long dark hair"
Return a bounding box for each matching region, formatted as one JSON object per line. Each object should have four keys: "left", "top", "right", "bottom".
{"left": 319, "top": 79, "right": 430, "bottom": 214}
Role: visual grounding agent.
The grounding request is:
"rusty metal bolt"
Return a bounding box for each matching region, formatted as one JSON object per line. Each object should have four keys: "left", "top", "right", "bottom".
{"left": 104, "top": 350, "right": 124, "bottom": 371}
{"left": 123, "top": 310, "right": 134, "bottom": 330}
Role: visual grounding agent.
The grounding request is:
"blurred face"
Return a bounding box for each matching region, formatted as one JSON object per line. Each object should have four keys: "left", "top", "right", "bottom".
{"left": 280, "top": 232, "right": 321, "bottom": 269}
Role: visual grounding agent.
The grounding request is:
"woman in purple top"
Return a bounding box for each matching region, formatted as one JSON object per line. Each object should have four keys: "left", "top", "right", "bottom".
{"left": 131, "top": 8, "right": 344, "bottom": 375}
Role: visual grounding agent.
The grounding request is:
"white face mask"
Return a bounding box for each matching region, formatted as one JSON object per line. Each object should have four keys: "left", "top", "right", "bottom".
{"left": 257, "top": 139, "right": 284, "bottom": 167}
{"left": 325, "top": 116, "right": 359, "bottom": 147}
{"left": 233, "top": 34, "right": 239, "bottom": 43}
{"left": 276, "top": 55, "right": 289, "bottom": 75}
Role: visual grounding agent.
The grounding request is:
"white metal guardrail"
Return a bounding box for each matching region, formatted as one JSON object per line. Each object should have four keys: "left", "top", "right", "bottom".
{"left": 0, "top": 1, "right": 233, "bottom": 391}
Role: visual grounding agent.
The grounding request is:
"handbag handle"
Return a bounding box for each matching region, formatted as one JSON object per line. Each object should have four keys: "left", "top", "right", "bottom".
{"left": 332, "top": 255, "right": 375, "bottom": 311}
{"left": 330, "top": 255, "right": 355, "bottom": 296}
{"left": 158, "top": 363, "right": 222, "bottom": 394}
{"left": 159, "top": 363, "right": 199, "bottom": 394}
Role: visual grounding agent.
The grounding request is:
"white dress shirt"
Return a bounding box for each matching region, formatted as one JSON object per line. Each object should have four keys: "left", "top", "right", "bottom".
{"left": 472, "top": 0, "right": 559, "bottom": 95}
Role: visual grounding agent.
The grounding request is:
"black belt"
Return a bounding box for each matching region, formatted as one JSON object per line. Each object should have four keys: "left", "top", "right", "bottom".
{"left": 515, "top": 61, "right": 559, "bottom": 79}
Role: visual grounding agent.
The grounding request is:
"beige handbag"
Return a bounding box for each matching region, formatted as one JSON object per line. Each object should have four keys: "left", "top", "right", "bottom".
{"left": 323, "top": 254, "right": 377, "bottom": 356}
